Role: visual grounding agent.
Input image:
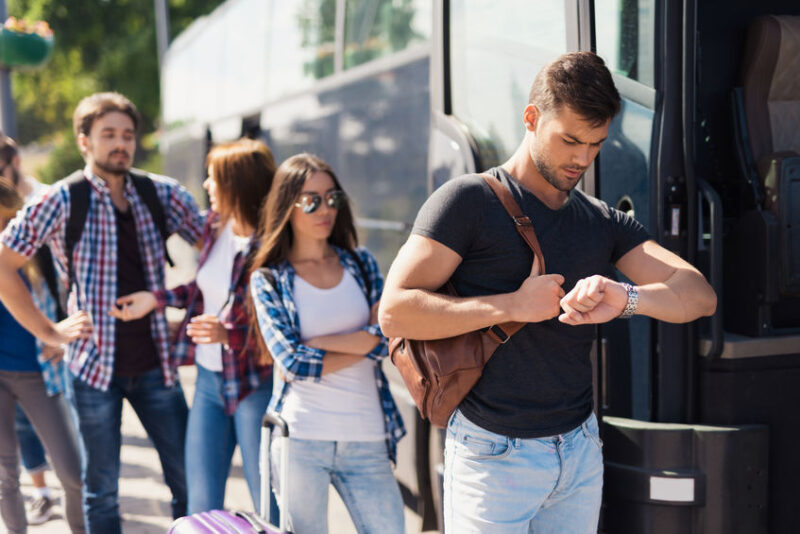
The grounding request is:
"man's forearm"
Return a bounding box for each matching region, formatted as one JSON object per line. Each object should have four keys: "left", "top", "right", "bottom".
{"left": 636, "top": 269, "right": 716, "bottom": 323}
{"left": 379, "top": 288, "right": 512, "bottom": 340}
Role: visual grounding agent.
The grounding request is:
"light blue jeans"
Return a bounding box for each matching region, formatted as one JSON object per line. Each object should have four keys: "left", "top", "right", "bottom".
{"left": 185, "top": 365, "right": 274, "bottom": 515}
{"left": 270, "top": 437, "right": 405, "bottom": 534}
{"left": 444, "top": 409, "right": 604, "bottom": 534}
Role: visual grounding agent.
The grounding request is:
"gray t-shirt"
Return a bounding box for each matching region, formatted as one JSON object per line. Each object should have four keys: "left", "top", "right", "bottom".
{"left": 412, "top": 167, "right": 651, "bottom": 438}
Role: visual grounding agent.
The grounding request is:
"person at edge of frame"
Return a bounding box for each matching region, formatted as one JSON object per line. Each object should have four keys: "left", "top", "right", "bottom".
{"left": 0, "top": 132, "right": 77, "bottom": 527}
{"left": 0, "top": 180, "right": 85, "bottom": 534}
{"left": 110, "top": 138, "right": 279, "bottom": 519}
{"left": 379, "top": 51, "right": 717, "bottom": 534}
{"left": 0, "top": 92, "right": 205, "bottom": 534}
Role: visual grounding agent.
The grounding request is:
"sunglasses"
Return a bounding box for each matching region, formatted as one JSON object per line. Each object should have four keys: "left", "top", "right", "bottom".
{"left": 295, "top": 190, "right": 347, "bottom": 214}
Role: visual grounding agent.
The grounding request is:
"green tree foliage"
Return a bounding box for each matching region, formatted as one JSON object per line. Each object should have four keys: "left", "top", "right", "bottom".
{"left": 7, "top": 0, "right": 223, "bottom": 180}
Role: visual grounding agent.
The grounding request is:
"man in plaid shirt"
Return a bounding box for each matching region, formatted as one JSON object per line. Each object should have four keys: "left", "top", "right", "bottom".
{"left": 0, "top": 92, "right": 204, "bottom": 534}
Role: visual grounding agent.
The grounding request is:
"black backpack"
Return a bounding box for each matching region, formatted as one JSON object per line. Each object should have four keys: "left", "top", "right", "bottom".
{"left": 61, "top": 169, "right": 174, "bottom": 284}
{"left": 33, "top": 245, "right": 66, "bottom": 320}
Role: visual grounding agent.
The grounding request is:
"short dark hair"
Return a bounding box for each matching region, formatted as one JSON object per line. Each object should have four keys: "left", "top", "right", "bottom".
{"left": 0, "top": 133, "right": 18, "bottom": 166}
{"left": 206, "top": 138, "right": 276, "bottom": 230}
{"left": 73, "top": 92, "right": 140, "bottom": 138}
{"left": 529, "top": 52, "right": 621, "bottom": 126}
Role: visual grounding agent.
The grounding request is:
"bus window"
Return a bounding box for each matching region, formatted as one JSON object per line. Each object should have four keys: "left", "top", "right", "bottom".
{"left": 449, "top": 0, "right": 567, "bottom": 166}
{"left": 267, "top": 0, "right": 337, "bottom": 99}
{"left": 344, "top": 0, "right": 432, "bottom": 69}
{"left": 594, "top": 0, "right": 656, "bottom": 87}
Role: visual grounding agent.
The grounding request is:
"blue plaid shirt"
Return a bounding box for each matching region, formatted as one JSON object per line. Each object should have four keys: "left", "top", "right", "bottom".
{"left": 29, "top": 272, "right": 64, "bottom": 396}
{"left": 250, "top": 245, "right": 405, "bottom": 462}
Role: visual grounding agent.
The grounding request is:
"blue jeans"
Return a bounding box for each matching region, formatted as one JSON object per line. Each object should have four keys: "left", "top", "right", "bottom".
{"left": 15, "top": 404, "right": 47, "bottom": 473}
{"left": 64, "top": 367, "right": 188, "bottom": 534}
{"left": 444, "top": 409, "right": 604, "bottom": 534}
{"left": 185, "top": 365, "right": 276, "bottom": 516}
{"left": 271, "top": 437, "right": 404, "bottom": 534}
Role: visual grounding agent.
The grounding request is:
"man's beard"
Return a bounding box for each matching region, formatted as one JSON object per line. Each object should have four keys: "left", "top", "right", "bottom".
{"left": 531, "top": 142, "right": 585, "bottom": 193}
{"left": 95, "top": 150, "right": 131, "bottom": 176}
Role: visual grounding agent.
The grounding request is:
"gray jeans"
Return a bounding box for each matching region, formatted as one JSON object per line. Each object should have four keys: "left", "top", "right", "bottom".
{"left": 0, "top": 370, "right": 85, "bottom": 534}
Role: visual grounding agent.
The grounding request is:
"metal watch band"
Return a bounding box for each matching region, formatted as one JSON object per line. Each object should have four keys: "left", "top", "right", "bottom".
{"left": 619, "top": 283, "right": 638, "bottom": 319}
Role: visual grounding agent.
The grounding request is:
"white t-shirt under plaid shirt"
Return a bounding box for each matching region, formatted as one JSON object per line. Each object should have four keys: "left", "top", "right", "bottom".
{"left": 0, "top": 168, "right": 204, "bottom": 391}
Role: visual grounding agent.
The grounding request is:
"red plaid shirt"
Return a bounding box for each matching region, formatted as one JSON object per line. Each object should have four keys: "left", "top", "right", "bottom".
{"left": 0, "top": 168, "right": 204, "bottom": 390}
{"left": 154, "top": 212, "right": 271, "bottom": 415}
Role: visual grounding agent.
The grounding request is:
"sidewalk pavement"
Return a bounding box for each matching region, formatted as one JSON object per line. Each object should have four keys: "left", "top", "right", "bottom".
{"left": 5, "top": 366, "right": 424, "bottom": 534}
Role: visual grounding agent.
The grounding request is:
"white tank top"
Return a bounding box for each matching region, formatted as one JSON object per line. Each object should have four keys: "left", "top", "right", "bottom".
{"left": 194, "top": 221, "right": 250, "bottom": 372}
{"left": 281, "top": 268, "right": 385, "bottom": 441}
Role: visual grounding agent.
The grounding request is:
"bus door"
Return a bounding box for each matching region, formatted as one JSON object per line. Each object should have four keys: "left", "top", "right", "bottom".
{"left": 593, "top": 2, "right": 771, "bottom": 533}
{"left": 592, "top": 0, "right": 661, "bottom": 424}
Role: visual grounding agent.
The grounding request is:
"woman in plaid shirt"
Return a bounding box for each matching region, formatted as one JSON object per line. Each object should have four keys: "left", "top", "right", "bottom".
{"left": 112, "top": 139, "right": 276, "bottom": 515}
{"left": 250, "top": 153, "right": 405, "bottom": 534}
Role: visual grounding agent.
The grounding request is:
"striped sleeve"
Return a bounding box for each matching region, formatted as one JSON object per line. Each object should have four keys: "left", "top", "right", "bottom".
{"left": 154, "top": 176, "right": 204, "bottom": 245}
{"left": 356, "top": 247, "right": 389, "bottom": 361}
{"left": 1, "top": 187, "right": 66, "bottom": 259}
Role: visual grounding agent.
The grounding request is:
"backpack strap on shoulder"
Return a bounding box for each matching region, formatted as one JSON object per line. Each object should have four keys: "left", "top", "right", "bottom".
{"left": 63, "top": 170, "right": 90, "bottom": 285}
{"left": 33, "top": 246, "right": 67, "bottom": 320}
{"left": 128, "top": 169, "right": 174, "bottom": 267}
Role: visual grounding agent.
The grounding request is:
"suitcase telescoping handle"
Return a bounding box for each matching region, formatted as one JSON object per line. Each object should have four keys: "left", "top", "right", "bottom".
{"left": 261, "top": 412, "right": 290, "bottom": 532}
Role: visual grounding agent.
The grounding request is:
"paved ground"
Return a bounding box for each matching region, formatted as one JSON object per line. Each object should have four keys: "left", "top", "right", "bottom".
{"left": 6, "top": 365, "right": 424, "bottom": 534}
{"left": 3, "top": 237, "right": 426, "bottom": 534}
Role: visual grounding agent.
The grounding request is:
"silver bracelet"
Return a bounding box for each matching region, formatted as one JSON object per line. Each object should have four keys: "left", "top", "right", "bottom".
{"left": 618, "top": 283, "right": 638, "bottom": 319}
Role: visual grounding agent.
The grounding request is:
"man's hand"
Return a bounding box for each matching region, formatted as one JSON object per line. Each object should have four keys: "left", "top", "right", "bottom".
{"left": 108, "top": 291, "right": 157, "bottom": 321}
{"left": 508, "top": 273, "right": 565, "bottom": 323}
{"left": 558, "top": 275, "right": 628, "bottom": 325}
{"left": 44, "top": 311, "right": 93, "bottom": 346}
{"left": 186, "top": 314, "right": 229, "bottom": 345}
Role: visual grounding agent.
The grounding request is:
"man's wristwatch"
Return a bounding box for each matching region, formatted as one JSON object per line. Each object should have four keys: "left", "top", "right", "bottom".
{"left": 618, "top": 283, "right": 638, "bottom": 319}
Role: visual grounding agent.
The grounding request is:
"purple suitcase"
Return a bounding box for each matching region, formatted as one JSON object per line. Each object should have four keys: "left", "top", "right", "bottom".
{"left": 167, "top": 412, "right": 291, "bottom": 533}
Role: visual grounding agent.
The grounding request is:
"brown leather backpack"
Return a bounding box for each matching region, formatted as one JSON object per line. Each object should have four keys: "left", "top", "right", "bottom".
{"left": 389, "top": 174, "right": 545, "bottom": 427}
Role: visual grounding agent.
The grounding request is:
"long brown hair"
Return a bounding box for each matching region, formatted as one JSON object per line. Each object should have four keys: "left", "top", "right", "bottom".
{"left": 248, "top": 153, "right": 358, "bottom": 365}
{"left": 250, "top": 153, "right": 357, "bottom": 270}
{"left": 206, "top": 138, "right": 276, "bottom": 229}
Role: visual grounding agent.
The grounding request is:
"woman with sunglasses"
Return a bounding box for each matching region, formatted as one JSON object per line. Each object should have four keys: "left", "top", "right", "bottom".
{"left": 250, "top": 153, "right": 405, "bottom": 534}
{"left": 110, "top": 138, "right": 276, "bottom": 515}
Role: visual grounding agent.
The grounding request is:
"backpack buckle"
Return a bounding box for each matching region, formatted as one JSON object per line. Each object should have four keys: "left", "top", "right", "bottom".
{"left": 485, "top": 324, "right": 511, "bottom": 344}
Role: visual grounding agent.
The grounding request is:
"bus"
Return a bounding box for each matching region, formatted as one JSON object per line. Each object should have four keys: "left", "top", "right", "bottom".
{"left": 160, "top": 1, "right": 800, "bottom": 532}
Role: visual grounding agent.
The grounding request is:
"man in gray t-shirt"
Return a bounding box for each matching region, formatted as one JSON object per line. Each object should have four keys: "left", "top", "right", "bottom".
{"left": 379, "top": 52, "right": 717, "bottom": 534}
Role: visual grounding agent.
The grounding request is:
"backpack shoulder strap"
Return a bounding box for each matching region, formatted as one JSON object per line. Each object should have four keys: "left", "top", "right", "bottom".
{"left": 347, "top": 248, "right": 372, "bottom": 298}
{"left": 128, "top": 169, "right": 174, "bottom": 266}
{"left": 62, "top": 170, "right": 90, "bottom": 284}
{"left": 33, "top": 246, "right": 67, "bottom": 320}
{"left": 480, "top": 173, "right": 546, "bottom": 274}
{"left": 478, "top": 173, "right": 546, "bottom": 344}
